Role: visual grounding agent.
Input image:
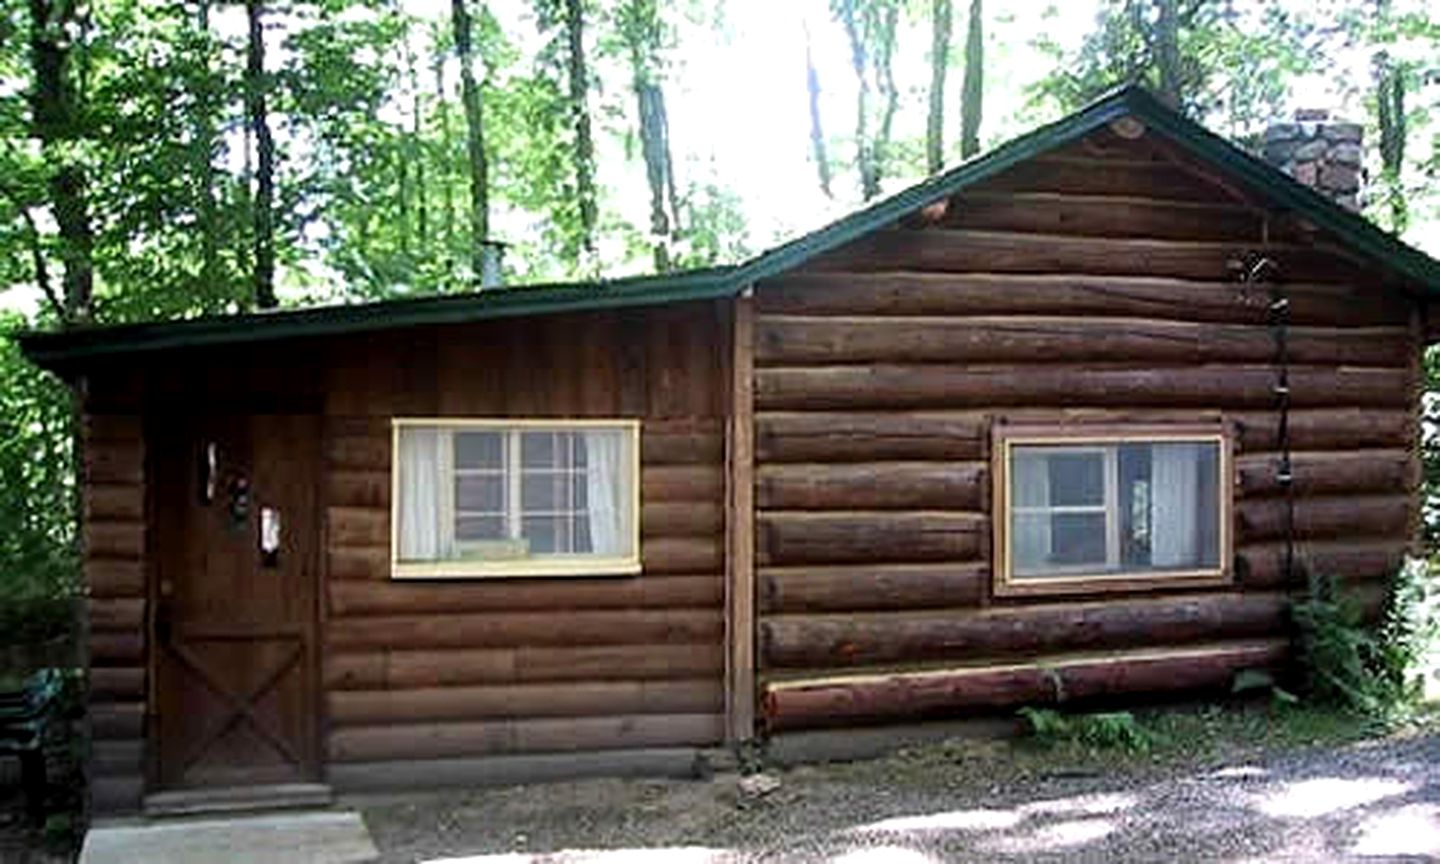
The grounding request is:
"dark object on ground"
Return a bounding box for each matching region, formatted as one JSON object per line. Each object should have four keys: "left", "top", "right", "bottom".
{"left": 0, "top": 670, "right": 63, "bottom": 823}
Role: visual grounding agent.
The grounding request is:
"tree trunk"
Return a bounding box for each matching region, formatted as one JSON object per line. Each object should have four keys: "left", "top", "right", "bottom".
{"left": 27, "top": 0, "right": 94, "bottom": 324}
{"left": 1153, "top": 0, "right": 1182, "bottom": 108}
{"left": 926, "top": 0, "right": 951, "bottom": 173}
{"left": 1372, "top": 1, "right": 1406, "bottom": 233}
{"left": 433, "top": 23, "right": 454, "bottom": 256}
{"left": 959, "top": 0, "right": 982, "bottom": 159}
{"left": 803, "top": 22, "right": 833, "bottom": 198}
{"left": 636, "top": 80, "right": 673, "bottom": 272}
{"left": 872, "top": 4, "right": 899, "bottom": 189}
{"left": 563, "top": 0, "right": 598, "bottom": 258}
{"left": 452, "top": 0, "right": 489, "bottom": 280}
{"left": 192, "top": 0, "right": 220, "bottom": 291}
{"left": 410, "top": 39, "right": 428, "bottom": 248}
{"left": 836, "top": 0, "right": 876, "bottom": 200}
{"left": 245, "top": 0, "right": 276, "bottom": 309}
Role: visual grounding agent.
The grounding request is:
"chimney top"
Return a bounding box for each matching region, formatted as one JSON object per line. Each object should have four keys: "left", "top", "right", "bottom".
{"left": 1262, "top": 109, "right": 1363, "bottom": 212}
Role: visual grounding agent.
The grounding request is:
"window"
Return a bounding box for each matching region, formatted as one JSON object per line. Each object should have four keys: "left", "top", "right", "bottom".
{"left": 391, "top": 420, "right": 640, "bottom": 578}
{"left": 994, "top": 426, "right": 1231, "bottom": 596}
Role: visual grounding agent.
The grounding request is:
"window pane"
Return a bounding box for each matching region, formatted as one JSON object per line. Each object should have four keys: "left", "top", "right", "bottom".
{"left": 521, "top": 432, "right": 556, "bottom": 468}
{"left": 1147, "top": 441, "right": 1220, "bottom": 570}
{"left": 1048, "top": 452, "right": 1105, "bottom": 507}
{"left": 522, "top": 515, "right": 560, "bottom": 553}
{"left": 455, "top": 432, "right": 503, "bottom": 469}
{"left": 456, "top": 515, "right": 505, "bottom": 541}
{"left": 522, "top": 472, "right": 562, "bottom": 512}
{"left": 1051, "top": 512, "right": 1108, "bottom": 566}
{"left": 455, "top": 474, "right": 504, "bottom": 512}
{"left": 572, "top": 515, "right": 592, "bottom": 554}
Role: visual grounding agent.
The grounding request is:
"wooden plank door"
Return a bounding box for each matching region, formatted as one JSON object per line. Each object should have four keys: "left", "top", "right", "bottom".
{"left": 152, "top": 413, "right": 320, "bottom": 790}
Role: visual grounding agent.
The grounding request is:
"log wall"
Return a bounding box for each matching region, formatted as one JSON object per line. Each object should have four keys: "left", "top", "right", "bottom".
{"left": 752, "top": 129, "right": 1424, "bottom": 733}
{"left": 318, "top": 302, "right": 730, "bottom": 773}
{"left": 83, "top": 413, "right": 148, "bottom": 814}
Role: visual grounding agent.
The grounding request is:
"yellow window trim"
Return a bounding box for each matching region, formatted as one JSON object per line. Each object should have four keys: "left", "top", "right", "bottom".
{"left": 991, "top": 423, "right": 1234, "bottom": 598}
{"left": 389, "top": 418, "right": 643, "bottom": 580}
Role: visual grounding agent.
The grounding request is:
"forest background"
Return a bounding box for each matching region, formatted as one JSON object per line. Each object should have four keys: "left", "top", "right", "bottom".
{"left": 0, "top": 0, "right": 1437, "bottom": 632}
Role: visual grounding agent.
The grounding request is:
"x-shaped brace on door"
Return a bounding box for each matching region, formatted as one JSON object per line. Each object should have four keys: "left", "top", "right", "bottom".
{"left": 170, "top": 639, "right": 304, "bottom": 777}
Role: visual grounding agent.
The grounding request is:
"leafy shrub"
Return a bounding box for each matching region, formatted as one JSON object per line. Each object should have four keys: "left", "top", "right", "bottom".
{"left": 1291, "top": 560, "right": 1440, "bottom": 724}
{"left": 1017, "top": 707, "right": 1156, "bottom": 754}
{"left": 0, "top": 325, "right": 79, "bottom": 649}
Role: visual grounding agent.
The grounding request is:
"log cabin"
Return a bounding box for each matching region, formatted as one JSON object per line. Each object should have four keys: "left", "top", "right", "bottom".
{"left": 18, "top": 85, "right": 1440, "bottom": 816}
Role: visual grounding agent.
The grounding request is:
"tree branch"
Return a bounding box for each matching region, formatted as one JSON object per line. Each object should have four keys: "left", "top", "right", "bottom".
{"left": 0, "top": 180, "right": 66, "bottom": 323}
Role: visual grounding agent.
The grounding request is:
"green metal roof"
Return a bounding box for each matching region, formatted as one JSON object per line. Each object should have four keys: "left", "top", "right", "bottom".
{"left": 19, "top": 84, "right": 1440, "bottom": 371}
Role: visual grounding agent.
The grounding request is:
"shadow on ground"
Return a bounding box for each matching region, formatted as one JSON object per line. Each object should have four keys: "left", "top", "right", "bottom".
{"left": 361, "top": 733, "right": 1440, "bottom": 863}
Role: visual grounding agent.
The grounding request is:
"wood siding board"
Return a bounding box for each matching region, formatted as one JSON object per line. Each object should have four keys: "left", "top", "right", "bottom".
{"left": 726, "top": 294, "right": 757, "bottom": 743}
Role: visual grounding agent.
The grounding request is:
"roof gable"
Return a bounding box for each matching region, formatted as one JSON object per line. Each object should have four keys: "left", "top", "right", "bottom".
{"left": 19, "top": 85, "right": 1440, "bottom": 370}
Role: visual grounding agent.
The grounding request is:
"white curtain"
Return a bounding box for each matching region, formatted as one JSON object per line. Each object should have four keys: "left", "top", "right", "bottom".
{"left": 398, "top": 427, "right": 443, "bottom": 561}
{"left": 585, "top": 430, "right": 629, "bottom": 556}
{"left": 1151, "top": 443, "right": 1201, "bottom": 568}
{"left": 1011, "top": 450, "right": 1051, "bottom": 573}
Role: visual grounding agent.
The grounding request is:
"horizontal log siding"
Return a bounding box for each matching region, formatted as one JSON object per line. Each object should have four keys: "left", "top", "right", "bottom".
{"left": 83, "top": 414, "right": 147, "bottom": 815}
{"left": 752, "top": 135, "right": 1421, "bottom": 732}
{"left": 320, "top": 302, "right": 729, "bottom": 769}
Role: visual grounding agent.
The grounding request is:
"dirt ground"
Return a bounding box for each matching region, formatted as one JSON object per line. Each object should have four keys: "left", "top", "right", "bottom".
{"left": 358, "top": 710, "right": 1440, "bottom": 863}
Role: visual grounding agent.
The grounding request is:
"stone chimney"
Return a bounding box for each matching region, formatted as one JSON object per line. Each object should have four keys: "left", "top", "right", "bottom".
{"left": 1261, "top": 109, "right": 1364, "bottom": 211}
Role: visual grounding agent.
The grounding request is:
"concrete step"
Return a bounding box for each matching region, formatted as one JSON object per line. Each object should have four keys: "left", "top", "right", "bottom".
{"left": 143, "top": 783, "right": 333, "bottom": 818}
{"left": 81, "top": 811, "right": 376, "bottom": 864}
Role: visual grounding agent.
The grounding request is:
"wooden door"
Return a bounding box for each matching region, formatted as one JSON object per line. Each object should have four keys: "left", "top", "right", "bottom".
{"left": 152, "top": 413, "right": 320, "bottom": 790}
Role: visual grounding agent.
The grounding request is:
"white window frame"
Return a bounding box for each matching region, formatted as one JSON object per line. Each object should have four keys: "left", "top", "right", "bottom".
{"left": 993, "top": 425, "right": 1233, "bottom": 598}
{"left": 390, "top": 418, "right": 642, "bottom": 580}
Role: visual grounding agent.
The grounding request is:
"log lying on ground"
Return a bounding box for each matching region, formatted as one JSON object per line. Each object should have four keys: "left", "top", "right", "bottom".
{"left": 328, "top": 679, "right": 722, "bottom": 726}
{"left": 756, "top": 365, "right": 1410, "bottom": 412}
{"left": 1236, "top": 450, "right": 1412, "bottom": 498}
{"left": 757, "top": 463, "right": 986, "bottom": 511}
{"left": 759, "top": 511, "right": 986, "bottom": 566}
{"left": 328, "top": 574, "right": 720, "bottom": 617}
{"left": 762, "top": 640, "right": 1288, "bottom": 732}
{"left": 1239, "top": 538, "right": 1410, "bottom": 589}
{"left": 757, "top": 412, "right": 988, "bottom": 462}
{"left": 760, "top": 563, "right": 989, "bottom": 614}
{"left": 326, "top": 643, "right": 725, "bottom": 690}
{"left": 755, "top": 316, "right": 1407, "bottom": 368}
{"left": 761, "top": 591, "right": 1288, "bottom": 669}
{"left": 809, "top": 230, "right": 1367, "bottom": 284}
{"left": 1237, "top": 495, "right": 1411, "bottom": 543}
{"left": 328, "top": 713, "right": 724, "bottom": 762}
{"left": 756, "top": 272, "right": 1405, "bottom": 328}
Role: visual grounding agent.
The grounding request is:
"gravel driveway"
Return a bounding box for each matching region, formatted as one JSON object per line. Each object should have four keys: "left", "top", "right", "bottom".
{"left": 360, "top": 729, "right": 1440, "bottom": 863}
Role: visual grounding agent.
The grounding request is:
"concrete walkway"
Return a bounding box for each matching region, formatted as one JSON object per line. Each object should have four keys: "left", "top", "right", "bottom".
{"left": 80, "top": 811, "right": 377, "bottom": 864}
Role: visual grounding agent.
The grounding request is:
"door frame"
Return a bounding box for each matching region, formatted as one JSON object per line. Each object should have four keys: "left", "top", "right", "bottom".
{"left": 144, "top": 411, "right": 325, "bottom": 792}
